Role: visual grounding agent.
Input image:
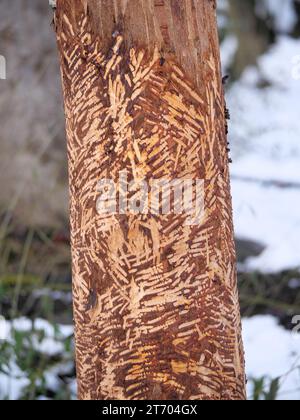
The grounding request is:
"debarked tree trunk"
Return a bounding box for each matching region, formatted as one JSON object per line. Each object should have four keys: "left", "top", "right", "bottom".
{"left": 54, "top": 0, "right": 246, "bottom": 400}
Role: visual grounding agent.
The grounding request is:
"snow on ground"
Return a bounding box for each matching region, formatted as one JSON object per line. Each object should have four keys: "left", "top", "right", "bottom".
{"left": 227, "top": 36, "right": 300, "bottom": 272}
{"left": 243, "top": 315, "right": 300, "bottom": 400}
{"left": 221, "top": 35, "right": 239, "bottom": 74}
{"left": 0, "top": 318, "right": 75, "bottom": 400}
{"left": 0, "top": 354, "right": 30, "bottom": 401}
{"left": 0, "top": 316, "right": 9, "bottom": 341}
{"left": 233, "top": 181, "right": 300, "bottom": 272}
{"left": 1, "top": 316, "right": 299, "bottom": 400}
{"left": 256, "top": 0, "right": 297, "bottom": 34}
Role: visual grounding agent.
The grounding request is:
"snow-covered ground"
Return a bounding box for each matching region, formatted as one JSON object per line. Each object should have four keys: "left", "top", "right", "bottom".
{"left": 256, "top": 0, "right": 297, "bottom": 34}
{"left": 225, "top": 36, "right": 300, "bottom": 273}
{"left": 0, "top": 318, "right": 76, "bottom": 400}
{"left": 243, "top": 315, "right": 300, "bottom": 400}
{"left": 219, "top": 0, "right": 300, "bottom": 273}
{"left": 1, "top": 316, "right": 299, "bottom": 400}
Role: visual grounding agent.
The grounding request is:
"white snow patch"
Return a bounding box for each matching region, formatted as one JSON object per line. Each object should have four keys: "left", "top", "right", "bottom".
{"left": 289, "top": 278, "right": 300, "bottom": 289}
{"left": 256, "top": 0, "right": 297, "bottom": 34}
{"left": 232, "top": 180, "right": 300, "bottom": 273}
{"left": 0, "top": 364, "right": 31, "bottom": 401}
{"left": 221, "top": 35, "right": 238, "bottom": 73}
{"left": 243, "top": 316, "right": 300, "bottom": 400}
{"left": 217, "top": 0, "right": 230, "bottom": 31}
{"left": 0, "top": 316, "right": 9, "bottom": 341}
{"left": 228, "top": 37, "right": 300, "bottom": 272}
{"left": 0, "top": 318, "right": 74, "bottom": 400}
{"left": 218, "top": 0, "right": 229, "bottom": 13}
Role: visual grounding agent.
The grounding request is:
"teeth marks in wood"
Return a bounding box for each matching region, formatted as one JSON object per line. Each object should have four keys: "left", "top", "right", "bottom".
{"left": 56, "top": 0, "right": 246, "bottom": 401}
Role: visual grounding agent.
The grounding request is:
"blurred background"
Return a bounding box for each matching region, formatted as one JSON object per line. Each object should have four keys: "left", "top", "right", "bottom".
{"left": 0, "top": 0, "right": 299, "bottom": 400}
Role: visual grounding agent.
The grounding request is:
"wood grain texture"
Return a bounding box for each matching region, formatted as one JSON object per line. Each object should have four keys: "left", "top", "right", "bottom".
{"left": 55, "top": 0, "right": 246, "bottom": 400}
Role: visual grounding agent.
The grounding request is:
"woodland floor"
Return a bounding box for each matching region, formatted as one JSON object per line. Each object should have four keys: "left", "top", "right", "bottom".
{"left": 0, "top": 224, "right": 299, "bottom": 400}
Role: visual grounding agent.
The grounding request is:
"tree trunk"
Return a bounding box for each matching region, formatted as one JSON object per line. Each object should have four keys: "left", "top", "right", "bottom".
{"left": 55, "top": 0, "right": 246, "bottom": 400}
{"left": 229, "top": 0, "right": 272, "bottom": 79}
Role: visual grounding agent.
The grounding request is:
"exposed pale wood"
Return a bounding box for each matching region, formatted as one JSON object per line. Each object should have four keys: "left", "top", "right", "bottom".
{"left": 55, "top": 0, "right": 246, "bottom": 400}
